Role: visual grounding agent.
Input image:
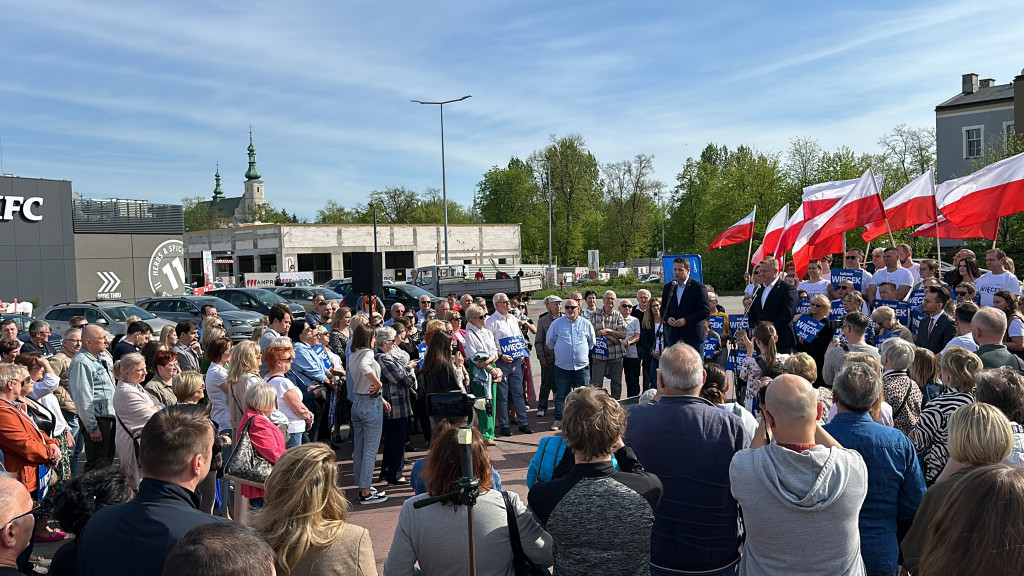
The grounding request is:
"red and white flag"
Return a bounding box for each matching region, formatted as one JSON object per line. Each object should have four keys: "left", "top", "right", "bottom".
{"left": 912, "top": 215, "right": 1000, "bottom": 241}
{"left": 862, "top": 169, "right": 936, "bottom": 242}
{"left": 790, "top": 211, "right": 846, "bottom": 279}
{"left": 776, "top": 205, "right": 805, "bottom": 257}
{"left": 802, "top": 174, "right": 885, "bottom": 218}
{"left": 709, "top": 208, "right": 756, "bottom": 249}
{"left": 751, "top": 204, "right": 789, "bottom": 264}
{"left": 808, "top": 168, "right": 887, "bottom": 244}
{"left": 937, "top": 151, "right": 1024, "bottom": 227}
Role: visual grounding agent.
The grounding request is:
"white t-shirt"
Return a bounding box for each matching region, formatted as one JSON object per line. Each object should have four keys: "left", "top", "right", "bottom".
{"left": 870, "top": 267, "right": 914, "bottom": 297}
{"left": 623, "top": 316, "right": 640, "bottom": 359}
{"left": 744, "top": 283, "right": 757, "bottom": 296}
{"left": 1010, "top": 317, "right": 1024, "bottom": 339}
{"left": 903, "top": 262, "right": 921, "bottom": 284}
{"left": 975, "top": 271, "right": 1021, "bottom": 307}
{"left": 941, "top": 334, "right": 978, "bottom": 356}
{"left": 204, "top": 362, "right": 231, "bottom": 432}
{"left": 798, "top": 279, "right": 830, "bottom": 297}
{"left": 267, "top": 375, "right": 304, "bottom": 434}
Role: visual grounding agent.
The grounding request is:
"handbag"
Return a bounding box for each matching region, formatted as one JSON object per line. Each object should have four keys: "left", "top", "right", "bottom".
{"left": 501, "top": 491, "right": 551, "bottom": 576}
{"left": 223, "top": 416, "right": 274, "bottom": 488}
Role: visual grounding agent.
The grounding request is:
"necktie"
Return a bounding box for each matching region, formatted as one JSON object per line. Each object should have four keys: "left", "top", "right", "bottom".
{"left": 927, "top": 318, "right": 935, "bottom": 340}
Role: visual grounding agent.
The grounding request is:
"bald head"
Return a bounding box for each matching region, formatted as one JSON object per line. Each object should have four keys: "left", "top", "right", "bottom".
{"left": 0, "top": 472, "right": 33, "bottom": 560}
{"left": 764, "top": 374, "right": 818, "bottom": 423}
{"left": 81, "top": 324, "right": 110, "bottom": 355}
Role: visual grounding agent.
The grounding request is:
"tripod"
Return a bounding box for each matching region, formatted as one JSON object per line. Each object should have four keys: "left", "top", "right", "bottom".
{"left": 412, "top": 426, "right": 480, "bottom": 576}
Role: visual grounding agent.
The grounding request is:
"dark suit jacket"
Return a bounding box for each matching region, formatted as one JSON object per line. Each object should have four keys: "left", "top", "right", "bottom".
{"left": 747, "top": 279, "right": 799, "bottom": 353}
{"left": 915, "top": 313, "right": 957, "bottom": 354}
{"left": 660, "top": 278, "right": 711, "bottom": 349}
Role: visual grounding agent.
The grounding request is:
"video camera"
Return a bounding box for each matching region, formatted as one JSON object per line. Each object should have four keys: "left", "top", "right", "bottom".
{"left": 427, "top": 393, "right": 481, "bottom": 425}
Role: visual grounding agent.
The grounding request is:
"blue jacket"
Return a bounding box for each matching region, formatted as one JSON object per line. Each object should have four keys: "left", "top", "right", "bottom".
{"left": 824, "top": 412, "right": 926, "bottom": 575}
{"left": 624, "top": 395, "right": 749, "bottom": 573}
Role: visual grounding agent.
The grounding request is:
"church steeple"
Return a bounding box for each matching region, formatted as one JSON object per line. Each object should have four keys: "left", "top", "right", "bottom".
{"left": 245, "top": 128, "right": 261, "bottom": 181}
{"left": 212, "top": 163, "right": 224, "bottom": 200}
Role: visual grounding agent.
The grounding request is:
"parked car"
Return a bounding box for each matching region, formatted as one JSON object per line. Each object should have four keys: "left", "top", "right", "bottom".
{"left": 205, "top": 288, "right": 306, "bottom": 319}
{"left": 0, "top": 313, "right": 64, "bottom": 349}
{"left": 323, "top": 278, "right": 350, "bottom": 291}
{"left": 269, "top": 287, "right": 343, "bottom": 313}
{"left": 135, "top": 296, "right": 264, "bottom": 341}
{"left": 339, "top": 282, "right": 440, "bottom": 313}
{"left": 39, "top": 301, "right": 175, "bottom": 337}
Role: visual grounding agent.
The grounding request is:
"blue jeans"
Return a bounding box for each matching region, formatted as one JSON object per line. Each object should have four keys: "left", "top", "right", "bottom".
{"left": 66, "top": 413, "right": 85, "bottom": 477}
{"left": 351, "top": 394, "right": 384, "bottom": 489}
{"left": 497, "top": 358, "right": 528, "bottom": 429}
{"left": 553, "top": 366, "right": 590, "bottom": 421}
{"left": 286, "top": 432, "right": 303, "bottom": 449}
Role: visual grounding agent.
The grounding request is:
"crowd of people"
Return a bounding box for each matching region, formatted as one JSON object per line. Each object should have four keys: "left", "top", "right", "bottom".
{"left": 2, "top": 248, "right": 1024, "bottom": 575}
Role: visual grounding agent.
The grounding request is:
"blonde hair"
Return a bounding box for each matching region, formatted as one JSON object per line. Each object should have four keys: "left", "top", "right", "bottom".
{"left": 159, "top": 325, "right": 177, "bottom": 349}
{"left": 785, "top": 352, "right": 817, "bottom": 384}
{"left": 948, "top": 403, "right": 1014, "bottom": 465}
{"left": 227, "top": 341, "right": 261, "bottom": 388}
{"left": 172, "top": 371, "right": 205, "bottom": 403}
{"left": 940, "top": 346, "right": 983, "bottom": 393}
{"left": 254, "top": 444, "right": 352, "bottom": 576}
{"left": 200, "top": 321, "right": 226, "bottom": 354}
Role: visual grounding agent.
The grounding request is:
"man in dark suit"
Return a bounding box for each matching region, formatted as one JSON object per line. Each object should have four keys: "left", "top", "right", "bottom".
{"left": 660, "top": 258, "right": 711, "bottom": 350}
{"left": 916, "top": 286, "right": 957, "bottom": 354}
{"left": 747, "top": 257, "right": 798, "bottom": 353}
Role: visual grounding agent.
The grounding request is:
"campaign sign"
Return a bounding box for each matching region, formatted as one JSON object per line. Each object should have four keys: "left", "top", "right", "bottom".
{"left": 418, "top": 342, "right": 428, "bottom": 368}
{"left": 829, "top": 300, "right": 848, "bottom": 322}
{"left": 661, "top": 254, "right": 703, "bottom": 283}
{"left": 875, "top": 330, "right": 896, "bottom": 348}
{"left": 728, "top": 314, "right": 749, "bottom": 333}
{"left": 831, "top": 269, "right": 863, "bottom": 291}
{"left": 591, "top": 336, "right": 609, "bottom": 358}
{"left": 708, "top": 314, "right": 725, "bottom": 335}
{"left": 704, "top": 336, "right": 718, "bottom": 359}
{"left": 499, "top": 336, "right": 530, "bottom": 359}
{"left": 911, "top": 310, "right": 928, "bottom": 334}
{"left": 835, "top": 327, "right": 847, "bottom": 344}
{"left": 726, "top": 348, "right": 748, "bottom": 371}
{"left": 908, "top": 289, "right": 925, "bottom": 308}
{"left": 796, "top": 299, "right": 811, "bottom": 315}
{"left": 313, "top": 344, "right": 333, "bottom": 372}
{"left": 795, "top": 315, "right": 825, "bottom": 342}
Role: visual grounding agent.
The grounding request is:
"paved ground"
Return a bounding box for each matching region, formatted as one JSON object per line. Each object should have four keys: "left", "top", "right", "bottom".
{"left": 30, "top": 294, "right": 748, "bottom": 574}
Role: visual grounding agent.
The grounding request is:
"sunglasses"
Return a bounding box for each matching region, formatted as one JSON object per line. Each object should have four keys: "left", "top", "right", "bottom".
{"left": 956, "top": 291, "right": 969, "bottom": 296}
{"left": 564, "top": 306, "right": 579, "bottom": 310}
{"left": 621, "top": 304, "right": 634, "bottom": 309}
{"left": 1, "top": 504, "right": 40, "bottom": 528}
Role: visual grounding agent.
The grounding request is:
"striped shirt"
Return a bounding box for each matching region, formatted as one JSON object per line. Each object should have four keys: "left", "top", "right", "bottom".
{"left": 911, "top": 391, "right": 974, "bottom": 483}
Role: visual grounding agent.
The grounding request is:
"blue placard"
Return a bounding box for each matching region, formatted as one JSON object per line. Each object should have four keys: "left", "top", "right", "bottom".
{"left": 418, "top": 342, "right": 427, "bottom": 368}
{"left": 831, "top": 268, "right": 863, "bottom": 291}
{"left": 829, "top": 300, "right": 848, "bottom": 321}
{"left": 834, "top": 327, "right": 846, "bottom": 344}
{"left": 704, "top": 335, "right": 718, "bottom": 359}
{"left": 795, "top": 299, "right": 811, "bottom": 315}
{"left": 590, "top": 336, "right": 609, "bottom": 358}
{"left": 795, "top": 314, "right": 825, "bottom": 342}
{"left": 499, "top": 336, "right": 530, "bottom": 359}
{"left": 911, "top": 310, "right": 929, "bottom": 334}
{"left": 708, "top": 314, "right": 725, "bottom": 335}
{"left": 908, "top": 289, "right": 925, "bottom": 308}
{"left": 728, "top": 314, "right": 748, "bottom": 333}
{"left": 313, "top": 343, "right": 333, "bottom": 372}
{"left": 726, "top": 348, "right": 748, "bottom": 371}
{"left": 875, "top": 300, "right": 912, "bottom": 328}
{"left": 661, "top": 254, "right": 703, "bottom": 284}
{"left": 875, "top": 330, "right": 896, "bottom": 347}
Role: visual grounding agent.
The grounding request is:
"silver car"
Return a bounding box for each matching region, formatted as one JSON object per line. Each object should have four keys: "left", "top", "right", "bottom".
{"left": 39, "top": 301, "right": 176, "bottom": 337}
{"left": 270, "top": 286, "right": 343, "bottom": 313}
{"left": 136, "top": 296, "right": 264, "bottom": 341}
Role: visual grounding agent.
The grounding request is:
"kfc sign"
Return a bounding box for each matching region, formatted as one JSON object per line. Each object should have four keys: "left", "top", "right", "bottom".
{"left": 0, "top": 196, "right": 44, "bottom": 222}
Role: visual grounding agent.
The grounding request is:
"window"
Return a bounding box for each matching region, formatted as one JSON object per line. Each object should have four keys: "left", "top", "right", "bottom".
{"left": 498, "top": 258, "right": 507, "bottom": 265}
{"left": 964, "top": 125, "right": 983, "bottom": 158}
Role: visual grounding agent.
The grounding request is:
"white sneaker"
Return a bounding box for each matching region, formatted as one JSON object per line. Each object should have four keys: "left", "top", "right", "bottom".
{"left": 359, "top": 488, "right": 388, "bottom": 505}
{"left": 550, "top": 420, "right": 561, "bottom": 431}
{"left": 537, "top": 409, "right": 546, "bottom": 417}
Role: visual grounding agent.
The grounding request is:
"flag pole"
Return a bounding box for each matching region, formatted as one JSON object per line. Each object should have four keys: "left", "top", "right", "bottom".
{"left": 868, "top": 168, "right": 897, "bottom": 246}
{"left": 993, "top": 217, "right": 1001, "bottom": 250}
{"left": 745, "top": 205, "right": 757, "bottom": 280}
{"left": 932, "top": 200, "right": 941, "bottom": 264}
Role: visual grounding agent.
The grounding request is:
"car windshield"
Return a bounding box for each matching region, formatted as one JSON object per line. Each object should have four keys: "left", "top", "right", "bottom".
{"left": 105, "top": 305, "right": 156, "bottom": 321}
{"left": 251, "top": 290, "right": 288, "bottom": 305}
{"left": 192, "top": 297, "right": 240, "bottom": 312}
{"left": 311, "top": 288, "right": 342, "bottom": 300}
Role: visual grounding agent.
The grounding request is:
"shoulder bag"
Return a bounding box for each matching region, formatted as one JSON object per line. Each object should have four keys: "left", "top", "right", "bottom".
{"left": 223, "top": 415, "right": 274, "bottom": 488}
{"left": 501, "top": 491, "right": 551, "bottom": 576}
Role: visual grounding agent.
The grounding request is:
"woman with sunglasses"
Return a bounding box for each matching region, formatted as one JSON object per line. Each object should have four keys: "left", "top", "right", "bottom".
{"left": 793, "top": 294, "right": 840, "bottom": 389}
{"left": 265, "top": 344, "right": 315, "bottom": 449}
{"left": 638, "top": 297, "right": 665, "bottom": 390}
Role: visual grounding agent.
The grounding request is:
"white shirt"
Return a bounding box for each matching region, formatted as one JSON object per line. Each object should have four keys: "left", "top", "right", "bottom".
{"left": 744, "top": 283, "right": 757, "bottom": 296}
{"left": 1010, "top": 317, "right": 1024, "bottom": 339}
{"left": 870, "top": 267, "right": 914, "bottom": 298}
{"left": 761, "top": 277, "right": 781, "bottom": 308}
{"left": 975, "top": 271, "right": 1021, "bottom": 307}
{"left": 267, "top": 375, "right": 304, "bottom": 434}
{"left": 485, "top": 311, "right": 521, "bottom": 342}
{"left": 623, "top": 316, "right": 640, "bottom": 359}
{"left": 903, "top": 262, "right": 921, "bottom": 284}
{"left": 205, "top": 363, "right": 231, "bottom": 432}
{"left": 941, "top": 334, "right": 977, "bottom": 356}
{"left": 798, "top": 279, "right": 830, "bottom": 297}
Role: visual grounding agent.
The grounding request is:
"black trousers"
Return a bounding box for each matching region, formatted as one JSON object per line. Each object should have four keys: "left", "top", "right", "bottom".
{"left": 380, "top": 417, "right": 408, "bottom": 483}
{"left": 85, "top": 417, "right": 117, "bottom": 472}
{"left": 623, "top": 357, "right": 641, "bottom": 397}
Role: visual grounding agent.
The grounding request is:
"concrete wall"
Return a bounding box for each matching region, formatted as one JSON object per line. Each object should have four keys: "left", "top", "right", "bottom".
{"left": 936, "top": 104, "right": 1015, "bottom": 182}
{"left": 0, "top": 177, "right": 77, "bottom": 308}
{"left": 74, "top": 234, "right": 186, "bottom": 301}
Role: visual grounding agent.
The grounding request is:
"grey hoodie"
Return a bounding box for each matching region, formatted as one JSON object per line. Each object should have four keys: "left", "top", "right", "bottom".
{"left": 730, "top": 443, "right": 868, "bottom": 576}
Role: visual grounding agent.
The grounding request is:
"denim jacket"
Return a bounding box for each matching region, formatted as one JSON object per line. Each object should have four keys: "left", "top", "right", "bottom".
{"left": 67, "top": 350, "right": 116, "bottom": 433}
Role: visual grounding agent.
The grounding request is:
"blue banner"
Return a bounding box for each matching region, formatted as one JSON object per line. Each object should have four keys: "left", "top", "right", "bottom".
{"left": 499, "top": 336, "right": 530, "bottom": 359}
{"left": 831, "top": 268, "right": 864, "bottom": 291}
{"left": 590, "top": 336, "right": 609, "bottom": 358}
{"left": 704, "top": 335, "right": 718, "bottom": 359}
{"left": 727, "top": 348, "right": 748, "bottom": 371}
{"left": 908, "top": 289, "right": 925, "bottom": 308}
{"left": 728, "top": 314, "right": 748, "bottom": 333}
{"left": 829, "top": 300, "right": 848, "bottom": 321}
{"left": 708, "top": 314, "right": 725, "bottom": 335}
{"left": 875, "top": 330, "right": 897, "bottom": 347}
{"left": 661, "top": 254, "right": 703, "bottom": 284}
{"left": 312, "top": 343, "right": 333, "bottom": 372}
{"left": 418, "top": 341, "right": 427, "bottom": 368}
{"left": 873, "top": 299, "right": 913, "bottom": 328}
{"left": 795, "top": 314, "right": 825, "bottom": 342}
{"left": 911, "top": 310, "right": 929, "bottom": 334}
{"left": 796, "top": 299, "right": 811, "bottom": 315}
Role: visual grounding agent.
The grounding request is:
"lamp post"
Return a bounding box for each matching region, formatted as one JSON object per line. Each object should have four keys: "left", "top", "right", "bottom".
{"left": 411, "top": 95, "right": 472, "bottom": 265}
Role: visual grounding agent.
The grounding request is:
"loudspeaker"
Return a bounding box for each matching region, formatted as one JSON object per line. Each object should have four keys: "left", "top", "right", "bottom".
{"left": 351, "top": 252, "right": 384, "bottom": 297}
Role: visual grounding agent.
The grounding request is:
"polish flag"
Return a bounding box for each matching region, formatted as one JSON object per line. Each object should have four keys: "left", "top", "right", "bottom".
{"left": 709, "top": 208, "right": 756, "bottom": 249}
{"left": 776, "top": 204, "right": 805, "bottom": 257}
{"left": 750, "top": 204, "right": 789, "bottom": 265}
{"left": 912, "top": 215, "right": 1000, "bottom": 241}
{"left": 808, "top": 168, "right": 887, "bottom": 245}
{"left": 862, "top": 169, "right": 936, "bottom": 242}
{"left": 937, "top": 151, "right": 1024, "bottom": 227}
{"left": 802, "top": 174, "right": 886, "bottom": 218}
{"left": 791, "top": 218, "right": 845, "bottom": 278}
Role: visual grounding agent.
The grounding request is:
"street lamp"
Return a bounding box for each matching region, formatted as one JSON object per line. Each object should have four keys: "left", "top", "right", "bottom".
{"left": 411, "top": 95, "right": 472, "bottom": 265}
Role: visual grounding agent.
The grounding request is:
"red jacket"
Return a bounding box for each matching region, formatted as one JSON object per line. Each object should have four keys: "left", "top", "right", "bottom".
{"left": 0, "top": 399, "right": 58, "bottom": 492}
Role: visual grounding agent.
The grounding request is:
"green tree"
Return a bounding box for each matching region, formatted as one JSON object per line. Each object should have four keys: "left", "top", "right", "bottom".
{"left": 182, "top": 196, "right": 229, "bottom": 232}
{"left": 600, "top": 154, "right": 662, "bottom": 264}
{"left": 250, "top": 201, "right": 296, "bottom": 224}
{"left": 369, "top": 186, "right": 420, "bottom": 223}
{"left": 475, "top": 158, "right": 546, "bottom": 261}
{"left": 415, "top": 188, "right": 478, "bottom": 225}
{"left": 316, "top": 200, "right": 360, "bottom": 223}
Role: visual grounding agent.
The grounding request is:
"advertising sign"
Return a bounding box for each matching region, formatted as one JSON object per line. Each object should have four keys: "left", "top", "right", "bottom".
{"left": 661, "top": 254, "right": 703, "bottom": 284}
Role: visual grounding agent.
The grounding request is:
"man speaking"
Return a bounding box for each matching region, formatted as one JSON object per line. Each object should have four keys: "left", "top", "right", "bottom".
{"left": 660, "top": 258, "right": 710, "bottom": 350}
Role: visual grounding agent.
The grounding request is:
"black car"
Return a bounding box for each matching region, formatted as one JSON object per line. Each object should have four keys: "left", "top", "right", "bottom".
{"left": 206, "top": 288, "right": 306, "bottom": 319}
{"left": 339, "top": 283, "right": 440, "bottom": 313}
{"left": 136, "top": 296, "right": 265, "bottom": 341}
{"left": 1, "top": 313, "right": 64, "bottom": 349}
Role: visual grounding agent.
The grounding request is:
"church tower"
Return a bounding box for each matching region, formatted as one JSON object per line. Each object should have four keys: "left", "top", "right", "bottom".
{"left": 240, "top": 129, "right": 265, "bottom": 220}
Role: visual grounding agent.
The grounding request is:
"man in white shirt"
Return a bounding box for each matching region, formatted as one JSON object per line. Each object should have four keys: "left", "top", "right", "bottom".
{"left": 897, "top": 243, "right": 921, "bottom": 284}
{"left": 798, "top": 260, "right": 830, "bottom": 297}
{"left": 868, "top": 247, "right": 913, "bottom": 303}
{"left": 486, "top": 293, "right": 533, "bottom": 436}
{"left": 938, "top": 301, "right": 979, "bottom": 362}
{"left": 975, "top": 248, "right": 1021, "bottom": 307}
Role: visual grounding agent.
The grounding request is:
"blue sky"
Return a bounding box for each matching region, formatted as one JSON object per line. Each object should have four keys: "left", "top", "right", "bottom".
{"left": 1, "top": 0, "right": 1022, "bottom": 219}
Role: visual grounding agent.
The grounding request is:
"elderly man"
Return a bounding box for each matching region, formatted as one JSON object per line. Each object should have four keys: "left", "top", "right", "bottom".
{"left": 633, "top": 289, "right": 653, "bottom": 388}
{"left": 0, "top": 320, "right": 18, "bottom": 344}
{"left": 464, "top": 304, "right": 504, "bottom": 444}
{"left": 589, "top": 290, "right": 628, "bottom": 399}
{"left": 660, "top": 258, "right": 711, "bottom": 350}
{"left": 459, "top": 294, "right": 474, "bottom": 312}
{"left": 68, "top": 324, "right": 117, "bottom": 472}
{"left": 162, "top": 523, "right": 276, "bottom": 576}
{"left": 545, "top": 298, "right": 596, "bottom": 431}
{"left": 747, "top": 257, "right": 798, "bottom": 353}
{"left": 868, "top": 246, "right": 885, "bottom": 274}
{"left": 47, "top": 327, "right": 86, "bottom": 472}
{"left": 534, "top": 295, "right": 563, "bottom": 417}
{"left": 384, "top": 302, "right": 405, "bottom": 327}
{"left": 916, "top": 286, "right": 956, "bottom": 354}
{"left": 973, "top": 306, "right": 1024, "bottom": 370}
{"left": 625, "top": 344, "right": 749, "bottom": 576}
{"left": 78, "top": 404, "right": 228, "bottom": 576}
{"left": 0, "top": 472, "right": 37, "bottom": 574}
{"left": 731, "top": 374, "right": 868, "bottom": 575}
{"left": 434, "top": 299, "right": 451, "bottom": 324}
{"left": 976, "top": 248, "right": 1021, "bottom": 306}
{"left": 20, "top": 320, "right": 56, "bottom": 357}
{"left": 415, "top": 295, "right": 432, "bottom": 327}
{"left": 486, "top": 293, "right": 533, "bottom": 436}
{"left": 824, "top": 362, "right": 926, "bottom": 576}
